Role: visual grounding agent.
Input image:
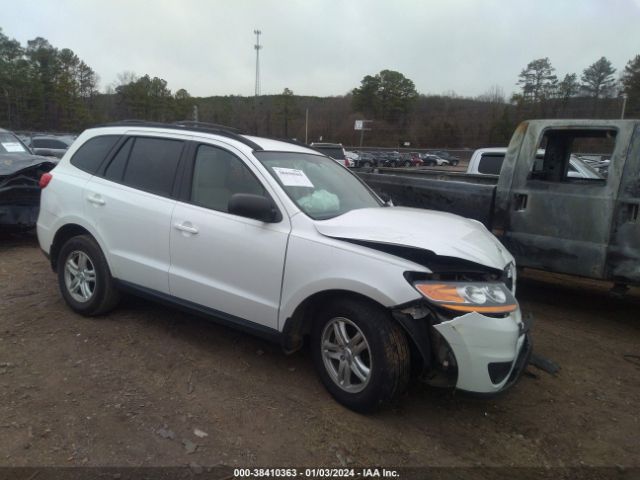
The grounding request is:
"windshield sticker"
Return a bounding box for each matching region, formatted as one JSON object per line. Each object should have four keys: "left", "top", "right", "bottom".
{"left": 272, "top": 167, "right": 314, "bottom": 188}
{"left": 1, "top": 142, "right": 26, "bottom": 153}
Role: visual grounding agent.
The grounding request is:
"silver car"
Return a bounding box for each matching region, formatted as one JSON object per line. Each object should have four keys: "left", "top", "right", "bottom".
{"left": 28, "top": 136, "right": 74, "bottom": 158}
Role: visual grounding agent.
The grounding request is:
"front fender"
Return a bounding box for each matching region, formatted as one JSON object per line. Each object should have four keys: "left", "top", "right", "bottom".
{"left": 278, "top": 234, "right": 424, "bottom": 329}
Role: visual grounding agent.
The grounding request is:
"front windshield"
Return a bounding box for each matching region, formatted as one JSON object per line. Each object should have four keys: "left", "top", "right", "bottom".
{"left": 0, "top": 133, "right": 28, "bottom": 154}
{"left": 255, "top": 151, "right": 382, "bottom": 220}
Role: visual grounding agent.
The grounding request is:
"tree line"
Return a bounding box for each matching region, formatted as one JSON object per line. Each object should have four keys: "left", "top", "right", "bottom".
{"left": 1, "top": 27, "right": 639, "bottom": 148}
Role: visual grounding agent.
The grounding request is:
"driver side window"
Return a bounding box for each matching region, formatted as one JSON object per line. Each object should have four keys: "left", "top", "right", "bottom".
{"left": 190, "top": 145, "right": 266, "bottom": 213}
{"left": 528, "top": 129, "right": 614, "bottom": 185}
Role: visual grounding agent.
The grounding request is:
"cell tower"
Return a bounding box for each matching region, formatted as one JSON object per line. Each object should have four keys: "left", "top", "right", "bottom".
{"left": 254, "top": 29, "right": 262, "bottom": 97}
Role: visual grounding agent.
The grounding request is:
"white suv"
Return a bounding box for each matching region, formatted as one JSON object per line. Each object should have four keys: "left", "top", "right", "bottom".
{"left": 37, "top": 121, "right": 531, "bottom": 412}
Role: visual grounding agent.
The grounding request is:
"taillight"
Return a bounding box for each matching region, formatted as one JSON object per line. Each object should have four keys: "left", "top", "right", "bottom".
{"left": 39, "top": 172, "right": 52, "bottom": 189}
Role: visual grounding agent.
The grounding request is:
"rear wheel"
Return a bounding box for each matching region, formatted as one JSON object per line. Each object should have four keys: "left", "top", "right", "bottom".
{"left": 403, "top": 160, "right": 411, "bottom": 167}
{"left": 311, "top": 298, "right": 410, "bottom": 412}
{"left": 57, "top": 235, "right": 120, "bottom": 316}
{"left": 363, "top": 161, "right": 372, "bottom": 167}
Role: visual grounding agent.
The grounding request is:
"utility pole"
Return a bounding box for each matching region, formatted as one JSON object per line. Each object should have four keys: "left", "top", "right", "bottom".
{"left": 254, "top": 29, "right": 262, "bottom": 97}
{"left": 621, "top": 93, "right": 628, "bottom": 119}
{"left": 305, "top": 108, "right": 309, "bottom": 144}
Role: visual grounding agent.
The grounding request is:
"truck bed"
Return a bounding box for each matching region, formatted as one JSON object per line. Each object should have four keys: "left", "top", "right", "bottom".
{"left": 357, "top": 169, "right": 498, "bottom": 228}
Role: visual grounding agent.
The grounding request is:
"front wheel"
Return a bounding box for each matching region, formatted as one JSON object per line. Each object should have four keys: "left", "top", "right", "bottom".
{"left": 57, "top": 235, "right": 120, "bottom": 316}
{"left": 311, "top": 298, "right": 410, "bottom": 412}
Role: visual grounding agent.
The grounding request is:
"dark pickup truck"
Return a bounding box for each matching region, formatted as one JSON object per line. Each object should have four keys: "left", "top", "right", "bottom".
{"left": 358, "top": 119, "right": 640, "bottom": 287}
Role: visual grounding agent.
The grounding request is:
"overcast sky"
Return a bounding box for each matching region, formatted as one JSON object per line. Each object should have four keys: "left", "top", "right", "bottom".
{"left": 2, "top": 0, "right": 639, "bottom": 98}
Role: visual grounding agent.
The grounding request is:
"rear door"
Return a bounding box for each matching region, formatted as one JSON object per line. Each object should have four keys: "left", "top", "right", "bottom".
{"left": 83, "top": 134, "right": 187, "bottom": 293}
{"left": 169, "top": 141, "right": 290, "bottom": 330}
{"left": 501, "top": 122, "right": 629, "bottom": 279}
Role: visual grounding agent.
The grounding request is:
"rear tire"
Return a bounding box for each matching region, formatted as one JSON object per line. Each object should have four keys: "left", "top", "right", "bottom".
{"left": 311, "top": 298, "right": 410, "bottom": 412}
{"left": 57, "top": 235, "right": 120, "bottom": 316}
{"left": 403, "top": 161, "right": 411, "bottom": 167}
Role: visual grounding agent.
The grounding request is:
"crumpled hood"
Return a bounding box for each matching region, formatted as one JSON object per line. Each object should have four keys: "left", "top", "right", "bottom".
{"left": 315, "top": 207, "right": 513, "bottom": 270}
{"left": 0, "top": 153, "right": 57, "bottom": 177}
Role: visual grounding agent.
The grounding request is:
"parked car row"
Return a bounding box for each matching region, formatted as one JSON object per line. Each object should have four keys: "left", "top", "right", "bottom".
{"left": 347, "top": 150, "right": 460, "bottom": 168}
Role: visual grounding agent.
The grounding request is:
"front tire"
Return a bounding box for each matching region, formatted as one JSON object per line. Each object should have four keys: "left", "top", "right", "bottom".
{"left": 311, "top": 298, "right": 410, "bottom": 412}
{"left": 57, "top": 235, "right": 120, "bottom": 316}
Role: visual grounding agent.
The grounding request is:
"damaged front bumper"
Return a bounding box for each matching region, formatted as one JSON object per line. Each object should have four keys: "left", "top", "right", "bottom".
{"left": 393, "top": 303, "right": 532, "bottom": 395}
{"left": 434, "top": 310, "right": 531, "bottom": 394}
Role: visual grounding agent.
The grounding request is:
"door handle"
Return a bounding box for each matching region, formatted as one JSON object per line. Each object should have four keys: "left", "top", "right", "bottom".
{"left": 627, "top": 203, "right": 639, "bottom": 223}
{"left": 174, "top": 222, "right": 199, "bottom": 234}
{"left": 514, "top": 193, "right": 528, "bottom": 211}
{"left": 86, "top": 194, "right": 106, "bottom": 206}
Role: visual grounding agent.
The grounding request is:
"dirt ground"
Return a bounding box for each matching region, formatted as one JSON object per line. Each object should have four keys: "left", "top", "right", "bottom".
{"left": 0, "top": 232, "right": 639, "bottom": 469}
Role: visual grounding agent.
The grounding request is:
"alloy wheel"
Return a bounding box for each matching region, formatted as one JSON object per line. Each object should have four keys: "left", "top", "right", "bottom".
{"left": 321, "top": 317, "right": 372, "bottom": 393}
{"left": 64, "top": 250, "right": 96, "bottom": 303}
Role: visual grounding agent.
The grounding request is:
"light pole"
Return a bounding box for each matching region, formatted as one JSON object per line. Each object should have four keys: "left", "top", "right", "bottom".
{"left": 621, "top": 93, "right": 628, "bottom": 119}
{"left": 254, "top": 29, "right": 262, "bottom": 97}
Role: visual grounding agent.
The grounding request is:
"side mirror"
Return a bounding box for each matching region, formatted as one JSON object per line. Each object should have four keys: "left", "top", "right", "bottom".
{"left": 228, "top": 193, "right": 281, "bottom": 222}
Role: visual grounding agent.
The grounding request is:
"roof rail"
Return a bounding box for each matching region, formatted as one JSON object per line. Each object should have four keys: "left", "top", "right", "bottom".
{"left": 96, "top": 120, "right": 263, "bottom": 151}
{"left": 262, "top": 136, "right": 313, "bottom": 150}
{"left": 173, "top": 120, "right": 241, "bottom": 133}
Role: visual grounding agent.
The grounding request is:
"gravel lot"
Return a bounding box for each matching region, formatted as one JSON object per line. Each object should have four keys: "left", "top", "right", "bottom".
{"left": 1, "top": 232, "right": 638, "bottom": 470}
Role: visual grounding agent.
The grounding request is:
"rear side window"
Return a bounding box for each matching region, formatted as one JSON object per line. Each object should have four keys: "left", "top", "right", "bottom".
{"left": 104, "top": 138, "right": 133, "bottom": 182}
{"left": 70, "top": 135, "right": 120, "bottom": 174}
{"left": 478, "top": 153, "right": 505, "bottom": 175}
{"left": 122, "top": 137, "right": 184, "bottom": 196}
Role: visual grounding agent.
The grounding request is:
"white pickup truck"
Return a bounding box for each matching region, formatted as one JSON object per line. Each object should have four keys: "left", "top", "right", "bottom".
{"left": 467, "top": 147, "right": 602, "bottom": 179}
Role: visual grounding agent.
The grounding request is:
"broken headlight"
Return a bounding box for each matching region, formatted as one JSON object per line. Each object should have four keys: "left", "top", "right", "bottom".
{"left": 413, "top": 281, "right": 518, "bottom": 314}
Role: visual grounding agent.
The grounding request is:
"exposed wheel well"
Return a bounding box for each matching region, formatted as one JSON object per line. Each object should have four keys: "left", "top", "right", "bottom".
{"left": 50, "top": 224, "right": 93, "bottom": 272}
{"left": 282, "top": 290, "right": 392, "bottom": 353}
